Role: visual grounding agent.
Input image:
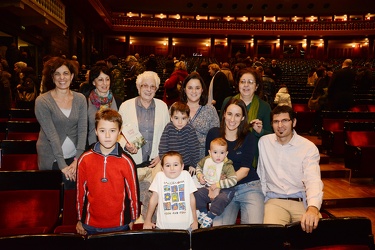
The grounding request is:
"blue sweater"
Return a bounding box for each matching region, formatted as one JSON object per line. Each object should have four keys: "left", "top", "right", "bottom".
{"left": 159, "top": 122, "right": 200, "bottom": 170}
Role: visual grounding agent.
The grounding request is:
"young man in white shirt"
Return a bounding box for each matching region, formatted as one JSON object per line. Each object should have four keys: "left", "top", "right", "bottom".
{"left": 257, "top": 105, "right": 323, "bottom": 233}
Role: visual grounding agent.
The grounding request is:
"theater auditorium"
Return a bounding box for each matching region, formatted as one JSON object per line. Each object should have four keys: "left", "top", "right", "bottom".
{"left": 0, "top": 0, "right": 375, "bottom": 249}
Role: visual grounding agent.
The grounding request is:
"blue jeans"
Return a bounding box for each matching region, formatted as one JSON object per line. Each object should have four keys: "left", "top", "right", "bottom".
{"left": 82, "top": 223, "right": 130, "bottom": 235}
{"left": 212, "top": 180, "right": 264, "bottom": 226}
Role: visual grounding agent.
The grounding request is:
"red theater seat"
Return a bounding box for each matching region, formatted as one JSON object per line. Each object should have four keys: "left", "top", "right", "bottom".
{"left": 6, "top": 120, "right": 40, "bottom": 140}
{"left": 344, "top": 121, "right": 375, "bottom": 179}
{"left": 54, "top": 189, "right": 78, "bottom": 234}
{"left": 0, "top": 140, "right": 38, "bottom": 171}
{"left": 0, "top": 171, "right": 62, "bottom": 237}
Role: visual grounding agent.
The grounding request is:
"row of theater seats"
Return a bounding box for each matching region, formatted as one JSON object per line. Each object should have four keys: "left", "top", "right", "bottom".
{"left": 0, "top": 219, "right": 374, "bottom": 249}
{"left": 0, "top": 171, "right": 374, "bottom": 250}
{"left": 0, "top": 108, "right": 39, "bottom": 171}
{"left": 292, "top": 104, "right": 375, "bottom": 179}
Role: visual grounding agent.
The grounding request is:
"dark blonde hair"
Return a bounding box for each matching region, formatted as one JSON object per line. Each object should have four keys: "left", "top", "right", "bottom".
{"left": 210, "top": 137, "right": 228, "bottom": 150}
{"left": 170, "top": 101, "right": 190, "bottom": 117}
{"left": 161, "top": 151, "right": 183, "bottom": 166}
{"left": 95, "top": 108, "right": 123, "bottom": 130}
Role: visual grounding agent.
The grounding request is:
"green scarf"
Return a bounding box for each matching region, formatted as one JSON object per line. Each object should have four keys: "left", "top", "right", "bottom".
{"left": 233, "top": 93, "right": 260, "bottom": 168}
{"left": 233, "top": 94, "right": 260, "bottom": 131}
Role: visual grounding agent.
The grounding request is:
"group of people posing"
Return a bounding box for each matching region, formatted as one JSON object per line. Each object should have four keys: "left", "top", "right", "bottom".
{"left": 34, "top": 56, "right": 323, "bottom": 236}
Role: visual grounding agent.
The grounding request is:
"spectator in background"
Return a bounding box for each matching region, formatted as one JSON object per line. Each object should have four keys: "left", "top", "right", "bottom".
{"left": 221, "top": 62, "right": 235, "bottom": 91}
{"left": 144, "top": 54, "right": 157, "bottom": 72}
{"left": 356, "top": 62, "right": 373, "bottom": 91}
{"left": 274, "top": 85, "right": 292, "bottom": 108}
{"left": 0, "top": 60, "right": 12, "bottom": 111}
{"left": 307, "top": 67, "right": 318, "bottom": 86}
{"left": 163, "top": 55, "right": 175, "bottom": 77}
{"left": 208, "top": 63, "right": 231, "bottom": 111}
{"left": 124, "top": 55, "right": 144, "bottom": 100}
{"left": 71, "top": 55, "right": 80, "bottom": 73}
{"left": 327, "top": 59, "right": 356, "bottom": 110}
{"left": 196, "top": 61, "right": 212, "bottom": 88}
{"left": 163, "top": 61, "right": 188, "bottom": 107}
{"left": 269, "top": 59, "right": 282, "bottom": 82}
{"left": 16, "top": 66, "right": 38, "bottom": 109}
{"left": 257, "top": 66, "right": 276, "bottom": 108}
{"left": 106, "top": 55, "right": 126, "bottom": 101}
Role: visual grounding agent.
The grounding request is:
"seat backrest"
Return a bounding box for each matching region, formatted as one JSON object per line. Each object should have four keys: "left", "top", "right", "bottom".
{"left": 286, "top": 217, "right": 374, "bottom": 249}
{"left": 191, "top": 224, "right": 287, "bottom": 250}
{"left": 6, "top": 121, "right": 40, "bottom": 140}
{"left": 344, "top": 121, "right": 375, "bottom": 146}
{"left": 61, "top": 189, "right": 77, "bottom": 225}
{"left": 8, "top": 108, "right": 37, "bottom": 122}
{"left": 0, "top": 171, "right": 62, "bottom": 237}
{"left": 0, "top": 234, "right": 85, "bottom": 250}
{"left": 0, "top": 140, "right": 38, "bottom": 170}
{"left": 87, "top": 230, "right": 191, "bottom": 250}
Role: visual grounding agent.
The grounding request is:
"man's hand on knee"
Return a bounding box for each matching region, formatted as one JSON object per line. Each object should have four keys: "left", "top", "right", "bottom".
{"left": 301, "top": 206, "right": 320, "bottom": 233}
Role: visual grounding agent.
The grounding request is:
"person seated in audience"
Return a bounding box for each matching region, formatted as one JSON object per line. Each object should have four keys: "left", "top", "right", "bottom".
{"left": 158, "top": 101, "right": 200, "bottom": 174}
{"left": 76, "top": 109, "right": 139, "bottom": 235}
{"left": 327, "top": 58, "right": 356, "bottom": 111}
{"left": 35, "top": 57, "right": 87, "bottom": 190}
{"left": 143, "top": 151, "right": 198, "bottom": 230}
{"left": 274, "top": 84, "right": 292, "bottom": 107}
{"left": 195, "top": 138, "right": 237, "bottom": 228}
{"left": 257, "top": 105, "right": 323, "bottom": 233}
{"left": 207, "top": 63, "right": 231, "bottom": 111}
{"left": 307, "top": 67, "right": 318, "bottom": 86}
{"left": 163, "top": 61, "right": 188, "bottom": 107}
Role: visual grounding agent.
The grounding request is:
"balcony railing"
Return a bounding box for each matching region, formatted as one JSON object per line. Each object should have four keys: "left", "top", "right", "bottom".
{"left": 34, "top": 0, "right": 65, "bottom": 23}
{"left": 112, "top": 18, "right": 375, "bottom": 34}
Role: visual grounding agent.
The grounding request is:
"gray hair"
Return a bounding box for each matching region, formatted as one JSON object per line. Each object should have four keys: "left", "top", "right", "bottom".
{"left": 136, "top": 71, "right": 160, "bottom": 89}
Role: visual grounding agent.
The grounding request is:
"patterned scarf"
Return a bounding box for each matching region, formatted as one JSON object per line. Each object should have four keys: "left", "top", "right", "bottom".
{"left": 89, "top": 89, "right": 113, "bottom": 110}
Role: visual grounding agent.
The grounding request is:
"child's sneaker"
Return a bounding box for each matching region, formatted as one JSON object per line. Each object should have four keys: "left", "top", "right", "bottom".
{"left": 200, "top": 216, "right": 213, "bottom": 228}
{"left": 196, "top": 210, "right": 207, "bottom": 225}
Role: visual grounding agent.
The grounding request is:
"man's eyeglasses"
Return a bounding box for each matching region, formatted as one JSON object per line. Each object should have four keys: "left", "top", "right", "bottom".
{"left": 272, "top": 119, "right": 291, "bottom": 125}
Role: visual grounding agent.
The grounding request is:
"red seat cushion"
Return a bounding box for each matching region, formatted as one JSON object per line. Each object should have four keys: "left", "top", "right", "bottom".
{"left": 347, "top": 131, "right": 375, "bottom": 147}
{"left": 1, "top": 154, "right": 38, "bottom": 170}
{"left": 0, "top": 190, "right": 60, "bottom": 236}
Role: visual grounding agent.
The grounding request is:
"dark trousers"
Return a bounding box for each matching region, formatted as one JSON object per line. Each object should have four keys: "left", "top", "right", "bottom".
{"left": 195, "top": 187, "right": 235, "bottom": 216}
{"left": 52, "top": 157, "right": 76, "bottom": 190}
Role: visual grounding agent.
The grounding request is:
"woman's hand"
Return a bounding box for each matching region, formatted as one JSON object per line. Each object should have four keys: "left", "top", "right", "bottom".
{"left": 62, "top": 162, "right": 77, "bottom": 182}
{"left": 125, "top": 142, "right": 138, "bottom": 154}
{"left": 148, "top": 156, "right": 160, "bottom": 168}
{"left": 250, "top": 118, "right": 263, "bottom": 134}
